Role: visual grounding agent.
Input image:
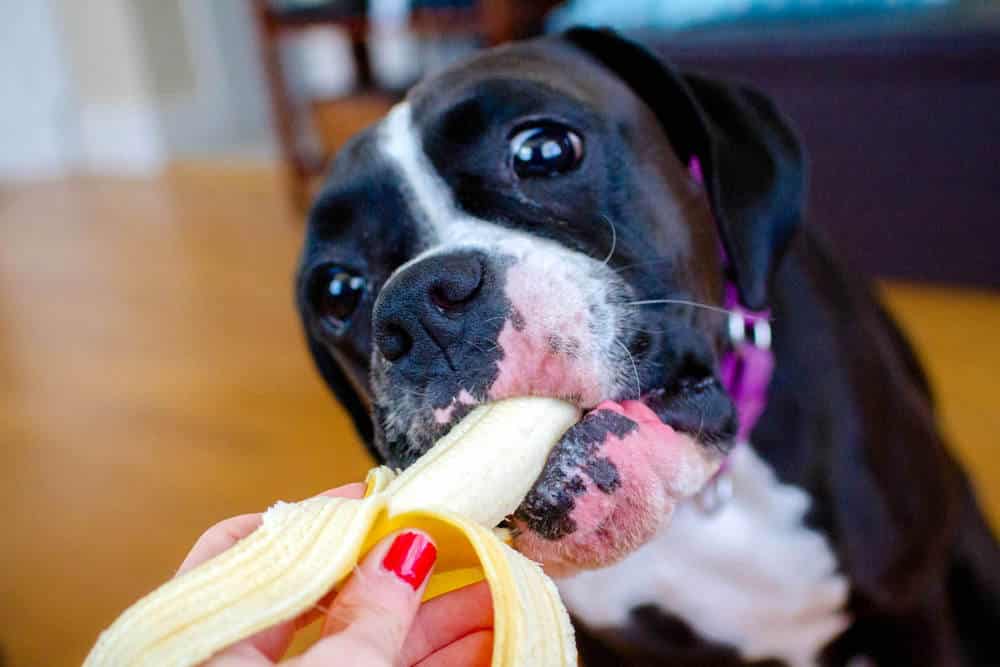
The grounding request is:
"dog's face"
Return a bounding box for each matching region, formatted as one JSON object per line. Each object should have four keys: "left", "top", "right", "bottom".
{"left": 297, "top": 30, "right": 803, "bottom": 572}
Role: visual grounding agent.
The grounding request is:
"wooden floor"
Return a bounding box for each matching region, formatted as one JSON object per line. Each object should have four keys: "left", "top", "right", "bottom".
{"left": 1, "top": 167, "right": 997, "bottom": 667}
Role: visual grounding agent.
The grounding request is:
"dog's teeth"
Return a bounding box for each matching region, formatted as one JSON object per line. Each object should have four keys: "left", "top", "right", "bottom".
{"left": 84, "top": 397, "right": 581, "bottom": 667}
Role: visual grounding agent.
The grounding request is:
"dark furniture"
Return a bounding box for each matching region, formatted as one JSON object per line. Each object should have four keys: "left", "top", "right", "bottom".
{"left": 640, "top": 2, "right": 1000, "bottom": 287}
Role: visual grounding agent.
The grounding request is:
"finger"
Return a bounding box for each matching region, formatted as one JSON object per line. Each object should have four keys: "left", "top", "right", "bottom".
{"left": 176, "top": 484, "right": 364, "bottom": 576}
{"left": 266, "top": 484, "right": 368, "bottom": 634}
{"left": 413, "top": 630, "right": 493, "bottom": 667}
{"left": 294, "top": 530, "right": 437, "bottom": 667}
{"left": 178, "top": 514, "right": 263, "bottom": 575}
{"left": 203, "top": 640, "right": 273, "bottom": 666}
{"left": 401, "top": 582, "right": 493, "bottom": 665}
{"left": 177, "top": 482, "right": 365, "bottom": 574}
{"left": 318, "top": 482, "right": 366, "bottom": 499}
{"left": 189, "top": 483, "right": 369, "bottom": 662}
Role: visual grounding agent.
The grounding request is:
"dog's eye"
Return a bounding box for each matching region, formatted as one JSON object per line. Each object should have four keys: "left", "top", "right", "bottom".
{"left": 309, "top": 264, "right": 366, "bottom": 332}
{"left": 509, "top": 124, "right": 583, "bottom": 178}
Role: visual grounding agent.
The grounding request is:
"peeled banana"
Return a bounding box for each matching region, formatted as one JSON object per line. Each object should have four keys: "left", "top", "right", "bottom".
{"left": 85, "top": 397, "right": 581, "bottom": 666}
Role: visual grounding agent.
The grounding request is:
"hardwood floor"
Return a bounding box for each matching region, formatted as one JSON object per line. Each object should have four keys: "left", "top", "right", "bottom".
{"left": 1, "top": 167, "right": 997, "bottom": 666}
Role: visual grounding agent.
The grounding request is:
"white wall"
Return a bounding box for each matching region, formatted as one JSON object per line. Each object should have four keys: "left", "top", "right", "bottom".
{"left": 0, "top": 0, "right": 276, "bottom": 181}
{"left": 0, "top": 0, "right": 76, "bottom": 180}
{"left": 54, "top": 0, "right": 166, "bottom": 174}
{"left": 148, "top": 0, "right": 276, "bottom": 159}
{"left": 0, "top": 0, "right": 468, "bottom": 180}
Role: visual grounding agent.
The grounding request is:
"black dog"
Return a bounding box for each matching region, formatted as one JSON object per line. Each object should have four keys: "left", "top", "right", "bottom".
{"left": 296, "top": 28, "right": 1000, "bottom": 666}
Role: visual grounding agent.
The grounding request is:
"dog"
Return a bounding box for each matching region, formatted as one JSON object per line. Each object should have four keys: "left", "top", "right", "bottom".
{"left": 295, "top": 28, "right": 1000, "bottom": 666}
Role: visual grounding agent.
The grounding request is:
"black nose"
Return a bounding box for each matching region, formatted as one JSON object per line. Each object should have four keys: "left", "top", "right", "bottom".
{"left": 373, "top": 251, "right": 489, "bottom": 364}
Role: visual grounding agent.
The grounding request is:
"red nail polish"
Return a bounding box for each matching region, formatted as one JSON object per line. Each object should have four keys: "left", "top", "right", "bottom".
{"left": 382, "top": 531, "right": 436, "bottom": 590}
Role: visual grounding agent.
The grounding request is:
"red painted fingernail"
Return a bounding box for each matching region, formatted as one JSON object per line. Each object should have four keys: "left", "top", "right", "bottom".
{"left": 382, "top": 531, "right": 436, "bottom": 590}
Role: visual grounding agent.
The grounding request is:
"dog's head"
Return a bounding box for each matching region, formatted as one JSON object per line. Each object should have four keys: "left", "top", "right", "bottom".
{"left": 297, "top": 29, "right": 804, "bottom": 572}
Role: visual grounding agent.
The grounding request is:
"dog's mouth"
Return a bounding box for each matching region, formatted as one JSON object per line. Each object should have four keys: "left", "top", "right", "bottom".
{"left": 368, "top": 245, "right": 738, "bottom": 573}
{"left": 412, "top": 375, "right": 737, "bottom": 575}
{"left": 623, "top": 378, "right": 737, "bottom": 450}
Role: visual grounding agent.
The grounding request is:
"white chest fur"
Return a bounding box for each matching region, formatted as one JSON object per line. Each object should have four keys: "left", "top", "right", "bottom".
{"left": 557, "top": 445, "right": 850, "bottom": 667}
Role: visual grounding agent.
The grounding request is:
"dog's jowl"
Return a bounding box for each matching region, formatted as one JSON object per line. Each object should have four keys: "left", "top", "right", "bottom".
{"left": 297, "top": 28, "right": 1000, "bottom": 667}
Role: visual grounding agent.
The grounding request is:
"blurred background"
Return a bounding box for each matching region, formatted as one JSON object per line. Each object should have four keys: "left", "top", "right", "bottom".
{"left": 1, "top": 1, "right": 998, "bottom": 664}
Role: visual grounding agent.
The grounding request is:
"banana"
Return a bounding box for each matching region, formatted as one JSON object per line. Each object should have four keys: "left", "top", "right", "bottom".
{"left": 85, "top": 397, "right": 581, "bottom": 667}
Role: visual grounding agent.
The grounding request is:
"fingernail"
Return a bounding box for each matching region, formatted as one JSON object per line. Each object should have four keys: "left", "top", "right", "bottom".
{"left": 382, "top": 531, "right": 436, "bottom": 590}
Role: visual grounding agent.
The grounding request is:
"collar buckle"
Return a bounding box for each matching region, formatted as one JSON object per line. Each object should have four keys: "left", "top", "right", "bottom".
{"left": 720, "top": 284, "right": 775, "bottom": 446}
{"left": 727, "top": 310, "right": 772, "bottom": 351}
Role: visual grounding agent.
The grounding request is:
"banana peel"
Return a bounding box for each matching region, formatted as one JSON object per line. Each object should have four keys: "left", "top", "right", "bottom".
{"left": 85, "top": 397, "right": 581, "bottom": 666}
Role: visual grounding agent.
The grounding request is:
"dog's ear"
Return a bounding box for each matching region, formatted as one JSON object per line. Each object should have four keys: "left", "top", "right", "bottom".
{"left": 564, "top": 28, "right": 805, "bottom": 310}
{"left": 304, "top": 333, "right": 381, "bottom": 461}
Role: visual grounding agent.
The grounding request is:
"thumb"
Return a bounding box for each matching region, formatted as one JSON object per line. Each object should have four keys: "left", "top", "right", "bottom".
{"left": 295, "top": 531, "right": 437, "bottom": 667}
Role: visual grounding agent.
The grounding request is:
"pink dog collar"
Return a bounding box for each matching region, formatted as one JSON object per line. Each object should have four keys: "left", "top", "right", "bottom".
{"left": 689, "top": 157, "right": 775, "bottom": 512}
{"left": 720, "top": 283, "right": 774, "bottom": 446}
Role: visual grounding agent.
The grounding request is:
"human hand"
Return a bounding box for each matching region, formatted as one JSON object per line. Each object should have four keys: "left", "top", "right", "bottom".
{"left": 178, "top": 484, "right": 493, "bottom": 666}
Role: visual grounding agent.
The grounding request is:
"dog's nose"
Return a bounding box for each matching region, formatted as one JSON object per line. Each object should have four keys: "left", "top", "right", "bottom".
{"left": 373, "top": 251, "right": 487, "bottom": 363}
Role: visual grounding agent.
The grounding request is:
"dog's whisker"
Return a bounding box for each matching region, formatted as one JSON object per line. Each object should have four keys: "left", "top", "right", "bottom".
{"left": 406, "top": 386, "right": 435, "bottom": 401}
{"left": 615, "top": 339, "right": 642, "bottom": 401}
{"left": 601, "top": 215, "right": 618, "bottom": 266}
{"left": 468, "top": 339, "right": 500, "bottom": 355}
{"left": 625, "top": 298, "right": 770, "bottom": 321}
{"left": 612, "top": 257, "right": 674, "bottom": 273}
{"left": 464, "top": 339, "right": 489, "bottom": 354}
{"left": 618, "top": 323, "right": 672, "bottom": 334}
{"left": 695, "top": 409, "right": 706, "bottom": 445}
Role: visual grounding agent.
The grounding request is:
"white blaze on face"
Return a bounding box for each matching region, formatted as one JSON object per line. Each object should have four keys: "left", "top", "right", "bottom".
{"left": 490, "top": 247, "right": 619, "bottom": 407}
{"left": 377, "top": 101, "right": 631, "bottom": 408}
{"left": 380, "top": 102, "right": 464, "bottom": 237}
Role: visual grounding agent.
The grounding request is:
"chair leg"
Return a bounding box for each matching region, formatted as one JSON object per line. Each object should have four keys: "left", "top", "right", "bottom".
{"left": 251, "top": 0, "right": 311, "bottom": 213}
{"left": 351, "top": 35, "right": 375, "bottom": 90}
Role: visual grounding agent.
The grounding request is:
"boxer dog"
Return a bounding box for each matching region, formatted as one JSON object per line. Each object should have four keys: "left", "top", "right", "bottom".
{"left": 295, "top": 28, "right": 1000, "bottom": 666}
